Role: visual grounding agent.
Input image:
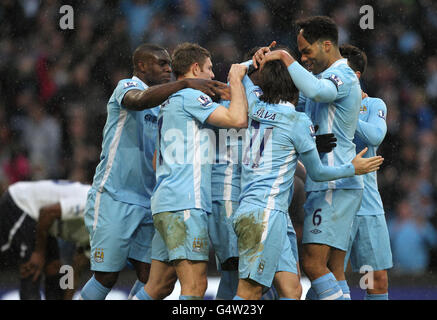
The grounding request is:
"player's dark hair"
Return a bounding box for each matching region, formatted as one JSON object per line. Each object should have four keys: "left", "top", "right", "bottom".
{"left": 171, "top": 42, "right": 211, "bottom": 78}
{"left": 339, "top": 44, "right": 368, "bottom": 75}
{"left": 132, "top": 43, "right": 167, "bottom": 70}
{"left": 296, "top": 16, "right": 339, "bottom": 46}
{"left": 257, "top": 47, "right": 299, "bottom": 105}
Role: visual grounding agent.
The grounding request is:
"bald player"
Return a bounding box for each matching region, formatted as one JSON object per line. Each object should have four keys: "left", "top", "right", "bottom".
{"left": 79, "top": 43, "right": 228, "bottom": 300}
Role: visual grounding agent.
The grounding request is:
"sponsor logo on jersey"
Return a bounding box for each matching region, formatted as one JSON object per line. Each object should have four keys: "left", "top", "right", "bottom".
{"left": 310, "top": 229, "right": 322, "bottom": 234}
{"left": 94, "top": 248, "right": 104, "bottom": 263}
{"left": 197, "top": 95, "right": 213, "bottom": 108}
{"left": 360, "top": 105, "right": 367, "bottom": 113}
{"left": 123, "top": 81, "right": 139, "bottom": 89}
{"left": 378, "top": 109, "right": 386, "bottom": 120}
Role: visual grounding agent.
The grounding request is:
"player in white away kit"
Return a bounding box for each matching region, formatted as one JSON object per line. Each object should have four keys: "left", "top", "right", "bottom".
{"left": 0, "top": 180, "right": 90, "bottom": 299}
{"left": 134, "top": 43, "right": 248, "bottom": 300}
{"left": 340, "top": 44, "right": 393, "bottom": 300}
{"left": 253, "top": 16, "right": 365, "bottom": 300}
{"left": 79, "top": 43, "right": 228, "bottom": 300}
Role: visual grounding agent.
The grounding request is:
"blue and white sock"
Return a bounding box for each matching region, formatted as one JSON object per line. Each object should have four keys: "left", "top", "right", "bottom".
{"left": 338, "top": 280, "right": 351, "bottom": 300}
{"left": 365, "top": 292, "right": 388, "bottom": 300}
{"left": 311, "top": 273, "right": 344, "bottom": 300}
{"left": 79, "top": 275, "right": 111, "bottom": 300}
{"left": 216, "top": 271, "right": 239, "bottom": 300}
{"left": 128, "top": 280, "right": 145, "bottom": 300}
{"left": 133, "top": 287, "right": 153, "bottom": 300}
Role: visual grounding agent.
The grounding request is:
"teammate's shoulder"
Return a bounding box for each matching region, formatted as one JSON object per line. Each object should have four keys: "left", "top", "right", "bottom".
{"left": 178, "top": 88, "right": 215, "bottom": 108}
{"left": 366, "top": 96, "right": 387, "bottom": 109}
{"left": 324, "top": 59, "right": 357, "bottom": 85}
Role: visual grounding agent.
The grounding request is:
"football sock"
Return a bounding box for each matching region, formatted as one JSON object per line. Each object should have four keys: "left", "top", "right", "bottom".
{"left": 128, "top": 280, "right": 145, "bottom": 300}
{"left": 133, "top": 287, "right": 153, "bottom": 300}
{"left": 78, "top": 275, "right": 111, "bottom": 300}
{"left": 311, "top": 273, "right": 344, "bottom": 300}
{"left": 338, "top": 280, "right": 351, "bottom": 300}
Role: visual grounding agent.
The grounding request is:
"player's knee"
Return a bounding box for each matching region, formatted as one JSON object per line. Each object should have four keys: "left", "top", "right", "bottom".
{"left": 94, "top": 271, "right": 119, "bottom": 289}
{"left": 372, "top": 271, "right": 388, "bottom": 291}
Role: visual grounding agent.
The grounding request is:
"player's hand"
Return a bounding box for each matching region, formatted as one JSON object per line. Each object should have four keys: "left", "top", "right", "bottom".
{"left": 20, "top": 252, "right": 45, "bottom": 282}
{"left": 228, "top": 64, "right": 248, "bottom": 82}
{"left": 252, "top": 41, "right": 277, "bottom": 69}
{"left": 352, "top": 147, "right": 384, "bottom": 175}
{"left": 217, "top": 86, "right": 231, "bottom": 101}
{"left": 314, "top": 125, "right": 337, "bottom": 153}
{"left": 258, "top": 50, "right": 296, "bottom": 70}
{"left": 185, "top": 78, "right": 228, "bottom": 98}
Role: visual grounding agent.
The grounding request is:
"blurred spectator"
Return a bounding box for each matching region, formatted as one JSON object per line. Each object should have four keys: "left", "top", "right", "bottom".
{"left": 389, "top": 200, "right": 437, "bottom": 275}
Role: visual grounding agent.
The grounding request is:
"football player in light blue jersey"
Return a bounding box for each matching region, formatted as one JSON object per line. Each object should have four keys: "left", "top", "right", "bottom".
{"left": 253, "top": 16, "right": 367, "bottom": 300}
{"left": 340, "top": 44, "right": 393, "bottom": 300}
{"left": 80, "top": 43, "right": 229, "bottom": 300}
{"left": 134, "top": 43, "right": 248, "bottom": 301}
{"left": 232, "top": 52, "right": 383, "bottom": 300}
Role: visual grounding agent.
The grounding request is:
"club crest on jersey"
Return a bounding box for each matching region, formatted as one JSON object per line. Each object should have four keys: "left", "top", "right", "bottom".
{"left": 328, "top": 74, "right": 343, "bottom": 87}
{"left": 257, "top": 259, "right": 266, "bottom": 274}
{"left": 378, "top": 109, "right": 386, "bottom": 120}
{"left": 360, "top": 105, "right": 368, "bottom": 113}
{"left": 252, "top": 87, "right": 263, "bottom": 97}
{"left": 94, "top": 248, "right": 104, "bottom": 263}
{"left": 123, "top": 81, "right": 139, "bottom": 89}
{"left": 197, "top": 95, "right": 213, "bottom": 108}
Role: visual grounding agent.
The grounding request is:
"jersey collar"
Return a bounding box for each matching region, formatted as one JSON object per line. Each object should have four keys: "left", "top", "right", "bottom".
{"left": 278, "top": 101, "right": 295, "bottom": 110}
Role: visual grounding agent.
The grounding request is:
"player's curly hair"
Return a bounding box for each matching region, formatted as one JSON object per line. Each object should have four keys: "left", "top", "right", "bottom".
{"left": 339, "top": 44, "right": 368, "bottom": 75}
{"left": 171, "top": 42, "right": 211, "bottom": 78}
{"left": 296, "top": 15, "right": 339, "bottom": 46}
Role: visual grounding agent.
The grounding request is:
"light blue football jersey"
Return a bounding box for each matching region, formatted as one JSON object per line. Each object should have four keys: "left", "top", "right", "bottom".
{"left": 209, "top": 100, "right": 242, "bottom": 202}
{"left": 239, "top": 76, "right": 316, "bottom": 213}
{"left": 354, "top": 96, "right": 387, "bottom": 215}
{"left": 290, "top": 59, "right": 364, "bottom": 191}
{"left": 91, "top": 76, "right": 156, "bottom": 212}
{"left": 151, "top": 88, "right": 221, "bottom": 214}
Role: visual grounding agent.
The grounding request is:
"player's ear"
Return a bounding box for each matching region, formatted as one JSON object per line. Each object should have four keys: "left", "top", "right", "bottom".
{"left": 322, "top": 40, "right": 332, "bottom": 53}
{"left": 192, "top": 62, "right": 200, "bottom": 76}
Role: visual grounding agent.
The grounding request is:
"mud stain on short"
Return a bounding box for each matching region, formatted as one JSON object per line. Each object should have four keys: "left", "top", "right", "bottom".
{"left": 153, "top": 211, "right": 187, "bottom": 251}
{"left": 234, "top": 211, "right": 266, "bottom": 262}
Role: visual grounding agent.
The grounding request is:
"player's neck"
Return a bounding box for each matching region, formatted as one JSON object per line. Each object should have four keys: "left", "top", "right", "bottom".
{"left": 326, "top": 50, "right": 343, "bottom": 69}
